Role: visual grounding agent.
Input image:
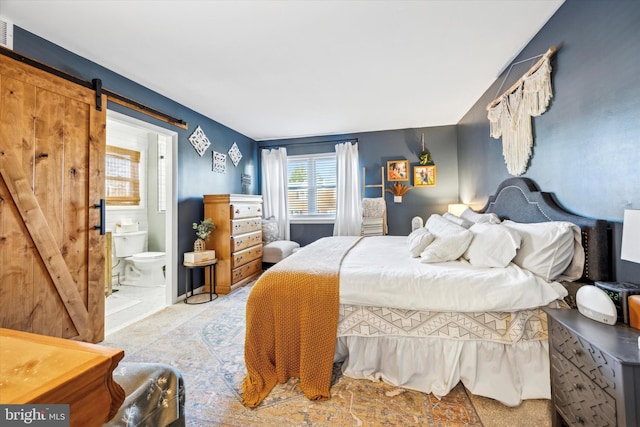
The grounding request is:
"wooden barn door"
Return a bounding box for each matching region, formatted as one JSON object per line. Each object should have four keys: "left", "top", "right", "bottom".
{"left": 0, "top": 54, "right": 106, "bottom": 343}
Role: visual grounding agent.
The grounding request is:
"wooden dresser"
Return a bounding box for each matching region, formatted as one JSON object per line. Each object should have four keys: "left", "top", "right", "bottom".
{"left": 544, "top": 308, "right": 640, "bottom": 427}
{"left": 0, "top": 328, "right": 124, "bottom": 426}
{"left": 203, "top": 194, "right": 263, "bottom": 294}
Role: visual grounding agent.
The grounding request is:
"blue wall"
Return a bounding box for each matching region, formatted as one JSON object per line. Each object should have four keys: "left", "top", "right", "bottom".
{"left": 259, "top": 125, "right": 459, "bottom": 245}
{"left": 12, "top": 27, "right": 259, "bottom": 296}
{"left": 457, "top": 0, "right": 640, "bottom": 282}
{"left": 12, "top": 0, "right": 639, "bottom": 283}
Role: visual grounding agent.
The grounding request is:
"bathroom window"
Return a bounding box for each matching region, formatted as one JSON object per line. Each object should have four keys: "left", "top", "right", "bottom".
{"left": 105, "top": 145, "right": 141, "bottom": 206}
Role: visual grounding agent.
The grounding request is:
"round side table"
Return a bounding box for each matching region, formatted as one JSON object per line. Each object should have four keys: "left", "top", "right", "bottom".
{"left": 183, "top": 258, "right": 218, "bottom": 304}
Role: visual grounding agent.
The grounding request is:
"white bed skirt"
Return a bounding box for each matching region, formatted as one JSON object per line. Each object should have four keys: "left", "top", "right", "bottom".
{"left": 334, "top": 335, "right": 550, "bottom": 407}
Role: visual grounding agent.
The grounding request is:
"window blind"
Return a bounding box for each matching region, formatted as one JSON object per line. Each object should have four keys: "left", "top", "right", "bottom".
{"left": 287, "top": 153, "right": 336, "bottom": 218}
{"left": 105, "top": 145, "right": 141, "bottom": 206}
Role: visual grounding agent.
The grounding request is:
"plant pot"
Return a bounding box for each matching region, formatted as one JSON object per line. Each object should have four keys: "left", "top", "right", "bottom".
{"left": 194, "top": 238, "right": 206, "bottom": 252}
{"left": 394, "top": 196, "right": 402, "bottom": 203}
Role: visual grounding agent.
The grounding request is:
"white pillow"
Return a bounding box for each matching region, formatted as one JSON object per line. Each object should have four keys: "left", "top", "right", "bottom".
{"left": 463, "top": 223, "right": 521, "bottom": 268}
{"left": 502, "top": 220, "right": 581, "bottom": 281}
{"left": 407, "top": 228, "right": 435, "bottom": 258}
{"left": 420, "top": 231, "right": 473, "bottom": 263}
{"left": 557, "top": 226, "right": 585, "bottom": 281}
{"left": 460, "top": 208, "right": 501, "bottom": 224}
{"left": 420, "top": 214, "right": 473, "bottom": 263}
{"left": 443, "top": 212, "right": 473, "bottom": 229}
{"left": 261, "top": 217, "right": 279, "bottom": 243}
{"left": 425, "top": 214, "right": 468, "bottom": 237}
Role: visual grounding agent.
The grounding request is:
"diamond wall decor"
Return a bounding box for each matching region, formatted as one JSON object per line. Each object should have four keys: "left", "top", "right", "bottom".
{"left": 188, "top": 125, "right": 211, "bottom": 157}
{"left": 228, "top": 142, "right": 243, "bottom": 167}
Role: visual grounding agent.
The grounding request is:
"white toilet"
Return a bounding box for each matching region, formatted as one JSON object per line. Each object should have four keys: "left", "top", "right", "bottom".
{"left": 113, "top": 231, "right": 166, "bottom": 287}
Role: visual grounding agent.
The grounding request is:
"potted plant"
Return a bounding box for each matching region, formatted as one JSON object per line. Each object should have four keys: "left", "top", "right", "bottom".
{"left": 192, "top": 218, "right": 215, "bottom": 252}
{"left": 386, "top": 183, "right": 412, "bottom": 203}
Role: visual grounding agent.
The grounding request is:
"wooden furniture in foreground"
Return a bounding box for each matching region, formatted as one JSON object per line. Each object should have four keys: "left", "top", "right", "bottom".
{"left": 0, "top": 328, "right": 125, "bottom": 427}
{"left": 544, "top": 308, "right": 640, "bottom": 427}
{"left": 203, "top": 194, "right": 263, "bottom": 294}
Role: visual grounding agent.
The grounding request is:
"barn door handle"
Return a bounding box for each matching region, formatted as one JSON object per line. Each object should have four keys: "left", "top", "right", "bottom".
{"left": 94, "top": 199, "right": 106, "bottom": 235}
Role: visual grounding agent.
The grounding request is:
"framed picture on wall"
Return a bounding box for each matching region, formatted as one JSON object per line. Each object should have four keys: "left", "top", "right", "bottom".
{"left": 414, "top": 165, "right": 436, "bottom": 187}
{"left": 387, "top": 160, "right": 409, "bottom": 181}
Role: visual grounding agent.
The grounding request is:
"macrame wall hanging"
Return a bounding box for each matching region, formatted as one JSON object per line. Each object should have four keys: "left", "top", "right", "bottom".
{"left": 487, "top": 46, "right": 558, "bottom": 176}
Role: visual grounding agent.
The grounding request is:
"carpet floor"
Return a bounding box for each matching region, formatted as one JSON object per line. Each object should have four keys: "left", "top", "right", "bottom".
{"left": 102, "top": 282, "right": 552, "bottom": 426}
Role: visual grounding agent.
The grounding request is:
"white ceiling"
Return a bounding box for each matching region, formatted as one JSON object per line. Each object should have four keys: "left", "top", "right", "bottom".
{"left": 1, "top": 0, "right": 563, "bottom": 141}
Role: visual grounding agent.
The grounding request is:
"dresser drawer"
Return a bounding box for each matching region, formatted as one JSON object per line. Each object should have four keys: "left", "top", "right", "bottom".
{"left": 549, "top": 320, "right": 617, "bottom": 393}
{"left": 231, "top": 218, "right": 262, "bottom": 236}
{"left": 230, "top": 203, "right": 262, "bottom": 219}
{"left": 231, "top": 245, "right": 263, "bottom": 268}
{"left": 231, "top": 258, "right": 262, "bottom": 284}
{"left": 231, "top": 231, "right": 262, "bottom": 252}
{"left": 550, "top": 352, "right": 617, "bottom": 426}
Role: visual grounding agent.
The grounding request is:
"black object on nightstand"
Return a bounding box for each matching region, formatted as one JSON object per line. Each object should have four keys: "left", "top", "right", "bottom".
{"left": 543, "top": 308, "right": 640, "bottom": 427}
{"left": 594, "top": 281, "right": 640, "bottom": 324}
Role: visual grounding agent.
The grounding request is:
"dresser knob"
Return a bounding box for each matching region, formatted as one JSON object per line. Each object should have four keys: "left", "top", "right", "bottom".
{"left": 235, "top": 209, "right": 240, "bottom": 214}
{"left": 573, "top": 383, "right": 584, "bottom": 391}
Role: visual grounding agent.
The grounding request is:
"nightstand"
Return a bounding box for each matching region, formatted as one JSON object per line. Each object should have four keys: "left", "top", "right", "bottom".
{"left": 543, "top": 308, "right": 640, "bottom": 427}
{"left": 184, "top": 258, "right": 218, "bottom": 304}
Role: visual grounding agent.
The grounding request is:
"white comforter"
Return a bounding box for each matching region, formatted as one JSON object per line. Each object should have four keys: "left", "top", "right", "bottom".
{"left": 338, "top": 236, "right": 567, "bottom": 312}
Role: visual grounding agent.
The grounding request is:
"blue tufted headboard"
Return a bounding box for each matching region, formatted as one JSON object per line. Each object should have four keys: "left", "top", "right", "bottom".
{"left": 481, "top": 177, "right": 610, "bottom": 282}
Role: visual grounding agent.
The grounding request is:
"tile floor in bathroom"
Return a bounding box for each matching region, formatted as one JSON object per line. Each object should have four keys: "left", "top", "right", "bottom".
{"left": 105, "top": 283, "right": 166, "bottom": 337}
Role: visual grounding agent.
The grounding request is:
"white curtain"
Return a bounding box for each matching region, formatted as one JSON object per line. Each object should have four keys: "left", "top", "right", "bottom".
{"left": 333, "top": 142, "right": 362, "bottom": 236}
{"left": 261, "top": 147, "right": 290, "bottom": 240}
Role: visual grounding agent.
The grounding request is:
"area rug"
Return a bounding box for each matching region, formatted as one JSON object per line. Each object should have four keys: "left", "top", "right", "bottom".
{"left": 104, "top": 283, "right": 483, "bottom": 426}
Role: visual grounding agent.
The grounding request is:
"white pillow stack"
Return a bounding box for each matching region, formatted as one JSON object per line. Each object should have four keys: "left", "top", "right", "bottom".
{"left": 405, "top": 209, "right": 585, "bottom": 282}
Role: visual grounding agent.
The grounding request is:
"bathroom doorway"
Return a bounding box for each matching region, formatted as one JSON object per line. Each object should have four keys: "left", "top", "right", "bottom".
{"left": 104, "top": 111, "right": 178, "bottom": 336}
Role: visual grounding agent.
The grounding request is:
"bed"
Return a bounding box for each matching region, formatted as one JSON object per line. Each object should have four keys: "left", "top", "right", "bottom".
{"left": 241, "top": 177, "right": 609, "bottom": 408}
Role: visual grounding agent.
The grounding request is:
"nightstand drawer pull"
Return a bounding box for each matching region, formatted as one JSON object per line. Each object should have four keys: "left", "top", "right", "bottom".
{"left": 572, "top": 348, "right": 582, "bottom": 356}
{"left": 572, "top": 382, "right": 584, "bottom": 390}
{"left": 575, "top": 415, "right": 584, "bottom": 424}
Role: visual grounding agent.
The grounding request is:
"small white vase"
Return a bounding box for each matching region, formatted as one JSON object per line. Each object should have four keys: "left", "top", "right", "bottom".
{"left": 394, "top": 196, "right": 402, "bottom": 203}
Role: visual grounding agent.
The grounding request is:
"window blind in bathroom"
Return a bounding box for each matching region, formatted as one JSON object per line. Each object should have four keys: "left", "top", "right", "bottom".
{"left": 106, "top": 145, "right": 141, "bottom": 206}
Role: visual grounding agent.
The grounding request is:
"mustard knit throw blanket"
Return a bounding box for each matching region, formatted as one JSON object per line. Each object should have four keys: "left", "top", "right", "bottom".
{"left": 241, "top": 236, "right": 362, "bottom": 408}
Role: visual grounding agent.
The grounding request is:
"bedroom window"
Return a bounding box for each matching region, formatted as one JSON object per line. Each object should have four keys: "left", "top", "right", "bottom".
{"left": 105, "top": 145, "right": 141, "bottom": 206}
{"left": 287, "top": 153, "right": 337, "bottom": 221}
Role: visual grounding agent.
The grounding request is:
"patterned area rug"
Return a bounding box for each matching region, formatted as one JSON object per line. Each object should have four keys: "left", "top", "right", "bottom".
{"left": 106, "top": 283, "right": 483, "bottom": 426}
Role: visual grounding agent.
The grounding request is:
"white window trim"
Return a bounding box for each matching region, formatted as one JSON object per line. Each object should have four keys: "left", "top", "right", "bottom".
{"left": 287, "top": 152, "right": 337, "bottom": 223}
